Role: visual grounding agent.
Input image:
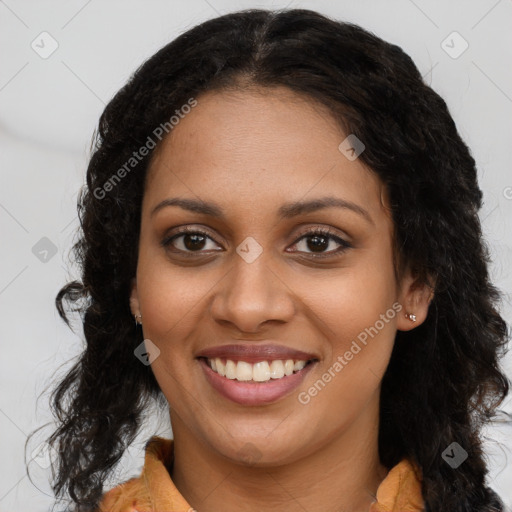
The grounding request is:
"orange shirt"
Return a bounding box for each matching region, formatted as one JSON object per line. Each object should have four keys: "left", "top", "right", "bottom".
{"left": 97, "top": 436, "right": 424, "bottom": 512}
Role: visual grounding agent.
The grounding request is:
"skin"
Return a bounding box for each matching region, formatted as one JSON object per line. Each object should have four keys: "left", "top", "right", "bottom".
{"left": 130, "top": 86, "right": 433, "bottom": 512}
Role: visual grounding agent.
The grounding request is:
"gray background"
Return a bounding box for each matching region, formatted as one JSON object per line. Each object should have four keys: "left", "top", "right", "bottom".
{"left": 1, "top": 0, "right": 511, "bottom": 510}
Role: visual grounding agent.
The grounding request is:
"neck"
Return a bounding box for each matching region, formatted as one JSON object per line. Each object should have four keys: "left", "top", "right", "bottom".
{"left": 169, "top": 394, "right": 388, "bottom": 512}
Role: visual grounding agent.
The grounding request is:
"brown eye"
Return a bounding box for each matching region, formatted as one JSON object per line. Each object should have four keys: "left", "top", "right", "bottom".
{"left": 289, "top": 228, "right": 352, "bottom": 258}
{"left": 179, "top": 232, "right": 208, "bottom": 251}
{"left": 161, "top": 226, "right": 351, "bottom": 259}
{"left": 161, "top": 227, "right": 221, "bottom": 254}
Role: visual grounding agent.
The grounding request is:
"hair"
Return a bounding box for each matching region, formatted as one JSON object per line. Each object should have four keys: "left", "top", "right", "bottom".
{"left": 31, "top": 8, "right": 511, "bottom": 511}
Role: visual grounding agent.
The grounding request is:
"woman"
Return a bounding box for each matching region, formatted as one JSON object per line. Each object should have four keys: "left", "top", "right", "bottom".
{"left": 42, "top": 8, "right": 510, "bottom": 512}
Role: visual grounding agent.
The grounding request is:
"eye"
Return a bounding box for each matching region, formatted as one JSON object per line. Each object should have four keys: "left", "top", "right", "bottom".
{"left": 161, "top": 225, "right": 351, "bottom": 259}
{"left": 161, "top": 226, "right": 220, "bottom": 255}
{"left": 288, "top": 227, "right": 352, "bottom": 258}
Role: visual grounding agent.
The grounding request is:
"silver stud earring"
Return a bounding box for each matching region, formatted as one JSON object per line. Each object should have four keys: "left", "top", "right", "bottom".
{"left": 134, "top": 313, "right": 142, "bottom": 326}
{"left": 405, "top": 312, "right": 417, "bottom": 322}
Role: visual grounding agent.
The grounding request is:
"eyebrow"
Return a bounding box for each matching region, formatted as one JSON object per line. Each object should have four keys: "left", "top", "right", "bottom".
{"left": 151, "top": 196, "right": 373, "bottom": 224}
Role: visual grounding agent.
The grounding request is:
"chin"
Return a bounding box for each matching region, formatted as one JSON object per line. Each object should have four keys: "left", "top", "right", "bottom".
{"left": 210, "top": 433, "right": 303, "bottom": 467}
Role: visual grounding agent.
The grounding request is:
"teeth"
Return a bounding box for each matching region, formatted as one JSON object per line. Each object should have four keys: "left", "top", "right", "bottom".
{"left": 269, "top": 360, "right": 284, "bottom": 379}
{"left": 225, "top": 359, "right": 237, "bottom": 379}
{"left": 236, "top": 361, "right": 253, "bottom": 381}
{"left": 215, "top": 357, "right": 226, "bottom": 377}
{"left": 253, "top": 361, "right": 270, "bottom": 382}
{"left": 294, "top": 360, "right": 306, "bottom": 371}
{"left": 206, "top": 358, "right": 311, "bottom": 382}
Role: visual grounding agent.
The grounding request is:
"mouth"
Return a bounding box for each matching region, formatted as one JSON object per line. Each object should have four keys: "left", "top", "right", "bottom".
{"left": 197, "top": 356, "right": 318, "bottom": 406}
{"left": 198, "top": 356, "right": 317, "bottom": 382}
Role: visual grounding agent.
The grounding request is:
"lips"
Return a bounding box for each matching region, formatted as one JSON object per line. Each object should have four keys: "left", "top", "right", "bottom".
{"left": 196, "top": 343, "right": 319, "bottom": 406}
{"left": 198, "top": 357, "right": 317, "bottom": 406}
{"left": 195, "top": 343, "right": 318, "bottom": 364}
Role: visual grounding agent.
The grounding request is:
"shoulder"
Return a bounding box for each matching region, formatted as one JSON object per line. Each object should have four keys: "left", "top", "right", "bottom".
{"left": 370, "top": 458, "right": 424, "bottom": 512}
{"left": 95, "top": 436, "right": 174, "bottom": 512}
{"left": 96, "top": 477, "right": 142, "bottom": 511}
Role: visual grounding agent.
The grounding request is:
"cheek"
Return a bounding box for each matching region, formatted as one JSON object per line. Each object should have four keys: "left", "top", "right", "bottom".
{"left": 301, "top": 275, "right": 398, "bottom": 379}
{"left": 297, "top": 282, "right": 397, "bottom": 432}
{"left": 293, "top": 249, "right": 398, "bottom": 414}
{"left": 297, "top": 253, "right": 397, "bottom": 351}
{"left": 134, "top": 254, "right": 210, "bottom": 407}
{"left": 135, "top": 245, "right": 216, "bottom": 343}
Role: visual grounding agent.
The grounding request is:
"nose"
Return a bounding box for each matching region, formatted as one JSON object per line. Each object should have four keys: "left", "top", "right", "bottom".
{"left": 209, "top": 248, "right": 296, "bottom": 334}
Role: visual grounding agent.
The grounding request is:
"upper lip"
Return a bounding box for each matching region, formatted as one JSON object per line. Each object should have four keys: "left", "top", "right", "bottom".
{"left": 195, "top": 343, "right": 319, "bottom": 363}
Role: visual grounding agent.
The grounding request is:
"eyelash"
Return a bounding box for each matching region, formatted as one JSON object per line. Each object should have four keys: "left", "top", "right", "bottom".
{"left": 161, "top": 225, "right": 352, "bottom": 259}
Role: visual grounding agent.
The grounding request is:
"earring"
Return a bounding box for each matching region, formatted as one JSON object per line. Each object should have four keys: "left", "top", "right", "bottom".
{"left": 134, "top": 313, "right": 142, "bottom": 326}
{"left": 405, "top": 312, "right": 417, "bottom": 322}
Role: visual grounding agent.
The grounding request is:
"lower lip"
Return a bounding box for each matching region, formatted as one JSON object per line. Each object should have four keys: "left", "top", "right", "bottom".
{"left": 198, "top": 358, "right": 316, "bottom": 406}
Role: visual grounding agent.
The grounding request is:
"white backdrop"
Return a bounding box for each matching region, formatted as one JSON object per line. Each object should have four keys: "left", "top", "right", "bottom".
{"left": 1, "top": 1, "right": 511, "bottom": 510}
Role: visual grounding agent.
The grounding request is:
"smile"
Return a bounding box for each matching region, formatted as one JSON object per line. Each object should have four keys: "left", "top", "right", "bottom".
{"left": 204, "top": 357, "right": 312, "bottom": 382}
{"left": 198, "top": 357, "right": 317, "bottom": 406}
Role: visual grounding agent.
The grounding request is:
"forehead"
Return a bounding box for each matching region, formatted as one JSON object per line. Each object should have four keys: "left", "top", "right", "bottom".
{"left": 144, "top": 87, "right": 386, "bottom": 219}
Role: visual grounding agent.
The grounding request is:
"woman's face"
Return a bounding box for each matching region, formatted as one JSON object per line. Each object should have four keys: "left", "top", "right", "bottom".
{"left": 131, "top": 86, "right": 426, "bottom": 465}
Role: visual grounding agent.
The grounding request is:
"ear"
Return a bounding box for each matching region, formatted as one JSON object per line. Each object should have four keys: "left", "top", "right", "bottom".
{"left": 129, "top": 277, "right": 141, "bottom": 317}
{"left": 396, "top": 267, "right": 435, "bottom": 332}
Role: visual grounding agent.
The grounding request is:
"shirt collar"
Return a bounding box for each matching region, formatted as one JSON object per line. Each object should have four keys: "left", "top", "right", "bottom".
{"left": 99, "top": 436, "right": 424, "bottom": 512}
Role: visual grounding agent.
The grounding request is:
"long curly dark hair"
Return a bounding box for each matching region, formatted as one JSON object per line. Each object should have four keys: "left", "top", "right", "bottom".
{"left": 31, "top": 8, "right": 511, "bottom": 511}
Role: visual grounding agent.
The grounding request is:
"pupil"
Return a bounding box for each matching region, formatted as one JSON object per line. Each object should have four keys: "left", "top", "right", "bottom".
{"left": 182, "top": 234, "right": 329, "bottom": 252}
{"left": 307, "top": 235, "right": 328, "bottom": 252}
{"left": 184, "top": 234, "right": 206, "bottom": 251}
